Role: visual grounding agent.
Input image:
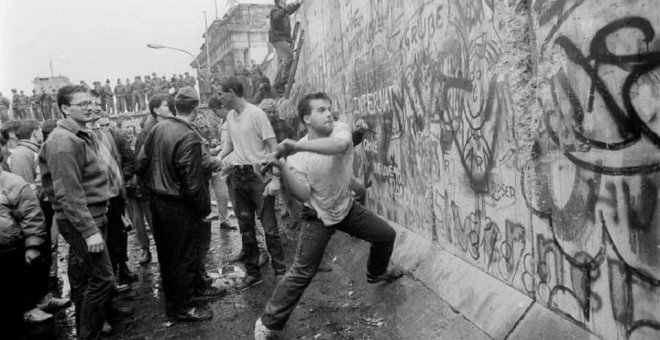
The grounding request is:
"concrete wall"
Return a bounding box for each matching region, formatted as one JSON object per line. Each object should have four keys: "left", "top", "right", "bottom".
{"left": 288, "top": 1, "right": 660, "bottom": 339}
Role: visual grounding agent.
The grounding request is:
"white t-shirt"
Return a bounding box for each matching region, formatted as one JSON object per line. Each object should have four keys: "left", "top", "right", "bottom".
{"left": 225, "top": 103, "right": 276, "bottom": 165}
{"left": 287, "top": 122, "right": 354, "bottom": 226}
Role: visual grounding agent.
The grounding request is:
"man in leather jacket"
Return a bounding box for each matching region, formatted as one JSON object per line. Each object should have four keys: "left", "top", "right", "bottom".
{"left": 136, "top": 87, "right": 224, "bottom": 322}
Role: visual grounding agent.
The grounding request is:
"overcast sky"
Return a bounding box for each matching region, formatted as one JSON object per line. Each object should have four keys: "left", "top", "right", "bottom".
{"left": 0, "top": 0, "right": 272, "bottom": 95}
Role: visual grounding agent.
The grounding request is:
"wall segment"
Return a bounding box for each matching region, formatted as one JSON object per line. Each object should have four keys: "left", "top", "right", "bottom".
{"left": 287, "top": 1, "right": 660, "bottom": 339}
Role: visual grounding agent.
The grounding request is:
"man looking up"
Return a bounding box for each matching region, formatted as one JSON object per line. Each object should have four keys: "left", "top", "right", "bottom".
{"left": 217, "top": 76, "right": 286, "bottom": 291}
{"left": 137, "top": 87, "right": 225, "bottom": 322}
{"left": 254, "top": 93, "right": 403, "bottom": 339}
{"left": 39, "top": 85, "right": 114, "bottom": 340}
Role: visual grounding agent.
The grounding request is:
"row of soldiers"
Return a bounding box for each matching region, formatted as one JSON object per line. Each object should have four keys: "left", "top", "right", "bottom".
{"left": 84, "top": 72, "right": 197, "bottom": 114}
{"left": 0, "top": 89, "right": 61, "bottom": 123}
{"left": 0, "top": 72, "right": 200, "bottom": 124}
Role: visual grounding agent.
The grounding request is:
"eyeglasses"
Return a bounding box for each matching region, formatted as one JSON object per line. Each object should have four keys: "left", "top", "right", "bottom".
{"left": 69, "top": 101, "right": 94, "bottom": 109}
{"left": 99, "top": 123, "right": 110, "bottom": 127}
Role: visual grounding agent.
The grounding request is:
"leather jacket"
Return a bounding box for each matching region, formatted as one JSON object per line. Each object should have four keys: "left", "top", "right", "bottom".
{"left": 136, "top": 117, "right": 211, "bottom": 216}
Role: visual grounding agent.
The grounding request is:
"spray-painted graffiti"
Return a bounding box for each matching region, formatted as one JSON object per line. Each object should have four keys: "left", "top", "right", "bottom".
{"left": 292, "top": 0, "right": 660, "bottom": 339}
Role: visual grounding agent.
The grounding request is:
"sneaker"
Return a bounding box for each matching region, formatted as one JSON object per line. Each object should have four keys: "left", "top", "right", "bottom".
{"left": 235, "top": 275, "right": 263, "bottom": 291}
{"left": 194, "top": 286, "right": 228, "bottom": 301}
{"left": 367, "top": 267, "right": 404, "bottom": 284}
{"left": 36, "top": 293, "right": 71, "bottom": 312}
{"left": 220, "top": 222, "right": 237, "bottom": 230}
{"left": 255, "top": 317, "right": 280, "bottom": 340}
{"left": 23, "top": 308, "right": 53, "bottom": 324}
{"left": 173, "top": 306, "right": 213, "bottom": 322}
{"left": 139, "top": 250, "right": 152, "bottom": 265}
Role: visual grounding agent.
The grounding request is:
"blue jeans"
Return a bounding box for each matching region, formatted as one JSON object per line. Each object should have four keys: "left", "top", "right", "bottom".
{"left": 260, "top": 202, "right": 396, "bottom": 330}
{"left": 230, "top": 167, "right": 285, "bottom": 277}
{"left": 58, "top": 217, "right": 115, "bottom": 340}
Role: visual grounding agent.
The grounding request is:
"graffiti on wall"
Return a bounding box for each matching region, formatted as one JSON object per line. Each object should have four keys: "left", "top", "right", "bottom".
{"left": 293, "top": 0, "right": 660, "bottom": 339}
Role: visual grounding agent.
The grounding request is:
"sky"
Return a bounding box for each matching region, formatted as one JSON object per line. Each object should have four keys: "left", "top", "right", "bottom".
{"left": 0, "top": 0, "right": 272, "bottom": 95}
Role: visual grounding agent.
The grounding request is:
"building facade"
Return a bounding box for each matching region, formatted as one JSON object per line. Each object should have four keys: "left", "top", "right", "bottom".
{"left": 32, "top": 76, "right": 72, "bottom": 93}
{"left": 193, "top": 3, "right": 272, "bottom": 75}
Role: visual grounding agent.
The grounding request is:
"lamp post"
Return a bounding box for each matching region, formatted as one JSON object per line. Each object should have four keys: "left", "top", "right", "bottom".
{"left": 146, "top": 43, "right": 202, "bottom": 71}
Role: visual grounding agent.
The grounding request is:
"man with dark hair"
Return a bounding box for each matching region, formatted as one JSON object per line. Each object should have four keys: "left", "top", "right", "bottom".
{"left": 39, "top": 85, "right": 115, "bottom": 340}
{"left": 269, "top": 0, "right": 303, "bottom": 96}
{"left": 137, "top": 87, "right": 225, "bottom": 321}
{"left": 217, "top": 76, "right": 286, "bottom": 290}
{"left": 128, "top": 93, "right": 171, "bottom": 265}
{"left": 7, "top": 119, "right": 71, "bottom": 324}
{"left": 254, "top": 92, "right": 403, "bottom": 339}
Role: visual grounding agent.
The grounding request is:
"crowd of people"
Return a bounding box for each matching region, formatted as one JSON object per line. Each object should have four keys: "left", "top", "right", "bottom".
{"left": 0, "top": 1, "right": 409, "bottom": 340}
{"left": 1, "top": 79, "right": 403, "bottom": 340}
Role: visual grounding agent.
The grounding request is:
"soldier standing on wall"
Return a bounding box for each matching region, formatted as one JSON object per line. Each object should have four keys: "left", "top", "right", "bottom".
{"left": 40, "top": 89, "right": 52, "bottom": 121}
{"left": 115, "top": 79, "right": 125, "bottom": 114}
{"left": 50, "top": 90, "right": 60, "bottom": 119}
{"left": 124, "top": 79, "right": 133, "bottom": 113}
{"left": 11, "top": 89, "right": 20, "bottom": 120}
{"left": 19, "top": 91, "right": 31, "bottom": 120}
{"left": 103, "top": 80, "right": 115, "bottom": 115}
{"left": 31, "top": 90, "right": 44, "bottom": 121}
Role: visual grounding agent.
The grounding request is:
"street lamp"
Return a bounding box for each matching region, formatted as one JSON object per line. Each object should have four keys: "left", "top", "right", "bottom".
{"left": 146, "top": 43, "right": 202, "bottom": 70}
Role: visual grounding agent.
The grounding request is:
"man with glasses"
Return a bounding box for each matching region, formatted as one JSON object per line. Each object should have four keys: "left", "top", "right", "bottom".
{"left": 39, "top": 85, "right": 115, "bottom": 340}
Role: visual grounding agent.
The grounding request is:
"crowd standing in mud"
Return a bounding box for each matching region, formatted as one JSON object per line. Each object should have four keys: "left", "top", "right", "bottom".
{"left": 0, "top": 2, "right": 406, "bottom": 340}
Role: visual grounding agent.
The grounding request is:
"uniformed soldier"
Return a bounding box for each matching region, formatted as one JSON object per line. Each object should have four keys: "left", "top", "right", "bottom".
{"left": 11, "top": 89, "right": 20, "bottom": 119}
{"left": 151, "top": 72, "right": 162, "bottom": 95}
{"left": 93, "top": 81, "right": 105, "bottom": 110}
{"left": 103, "top": 80, "right": 115, "bottom": 114}
{"left": 50, "top": 89, "right": 60, "bottom": 119}
{"left": 31, "top": 89, "right": 44, "bottom": 121}
{"left": 144, "top": 75, "right": 154, "bottom": 102}
{"left": 175, "top": 74, "right": 185, "bottom": 89}
{"left": 40, "top": 88, "right": 51, "bottom": 120}
{"left": 0, "top": 91, "right": 10, "bottom": 123}
{"left": 115, "top": 78, "right": 125, "bottom": 113}
{"left": 18, "top": 90, "right": 30, "bottom": 120}
{"left": 131, "top": 76, "right": 146, "bottom": 111}
{"left": 161, "top": 75, "right": 170, "bottom": 94}
{"left": 184, "top": 72, "right": 196, "bottom": 87}
{"left": 125, "top": 78, "right": 134, "bottom": 112}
